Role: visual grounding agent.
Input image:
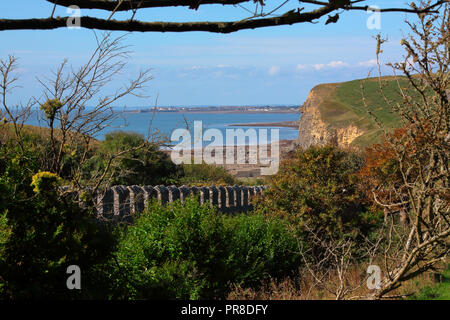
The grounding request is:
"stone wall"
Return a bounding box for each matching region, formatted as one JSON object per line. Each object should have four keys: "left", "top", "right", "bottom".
{"left": 95, "top": 185, "right": 267, "bottom": 222}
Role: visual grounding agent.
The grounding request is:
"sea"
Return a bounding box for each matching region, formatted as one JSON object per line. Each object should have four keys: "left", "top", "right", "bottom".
{"left": 24, "top": 109, "right": 301, "bottom": 146}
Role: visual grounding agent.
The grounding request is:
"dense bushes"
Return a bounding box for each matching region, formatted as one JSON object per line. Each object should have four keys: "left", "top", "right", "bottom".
{"left": 90, "top": 131, "right": 182, "bottom": 186}
{"left": 1, "top": 126, "right": 241, "bottom": 188}
{"left": 109, "top": 197, "right": 301, "bottom": 299}
{"left": 0, "top": 141, "right": 117, "bottom": 299}
{"left": 0, "top": 132, "right": 392, "bottom": 300}
{"left": 257, "top": 146, "right": 378, "bottom": 236}
{"left": 224, "top": 213, "right": 302, "bottom": 288}
{"left": 0, "top": 150, "right": 300, "bottom": 300}
{"left": 175, "top": 162, "right": 237, "bottom": 186}
{"left": 0, "top": 141, "right": 385, "bottom": 300}
{"left": 89, "top": 131, "right": 237, "bottom": 187}
{"left": 0, "top": 139, "right": 432, "bottom": 300}
{"left": 255, "top": 146, "right": 382, "bottom": 263}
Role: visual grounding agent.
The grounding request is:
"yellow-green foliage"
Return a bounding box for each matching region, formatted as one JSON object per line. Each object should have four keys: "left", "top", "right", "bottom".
{"left": 0, "top": 144, "right": 117, "bottom": 299}
{"left": 30, "top": 171, "right": 61, "bottom": 194}
{"left": 40, "top": 99, "right": 62, "bottom": 120}
{"left": 0, "top": 211, "right": 11, "bottom": 248}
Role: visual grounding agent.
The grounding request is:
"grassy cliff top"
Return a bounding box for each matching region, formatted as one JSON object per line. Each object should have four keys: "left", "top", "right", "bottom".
{"left": 0, "top": 122, "right": 100, "bottom": 148}
{"left": 310, "top": 76, "right": 412, "bottom": 147}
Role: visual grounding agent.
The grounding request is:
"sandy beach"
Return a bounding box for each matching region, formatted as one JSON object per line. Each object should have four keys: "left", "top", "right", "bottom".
{"left": 164, "top": 139, "right": 297, "bottom": 178}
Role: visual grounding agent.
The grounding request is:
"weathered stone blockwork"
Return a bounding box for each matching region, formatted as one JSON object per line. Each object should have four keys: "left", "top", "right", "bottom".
{"left": 95, "top": 185, "right": 267, "bottom": 222}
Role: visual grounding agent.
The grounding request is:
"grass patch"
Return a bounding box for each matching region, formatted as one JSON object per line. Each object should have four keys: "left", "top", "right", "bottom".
{"left": 334, "top": 77, "right": 405, "bottom": 130}
{"left": 408, "top": 264, "right": 450, "bottom": 300}
{"left": 310, "top": 76, "right": 416, "bottom": 147}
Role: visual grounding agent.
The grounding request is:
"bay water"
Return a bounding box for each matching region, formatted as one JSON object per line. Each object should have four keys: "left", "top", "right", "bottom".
{"left": 24, "top": 109, "right": 300, "bottom": 146}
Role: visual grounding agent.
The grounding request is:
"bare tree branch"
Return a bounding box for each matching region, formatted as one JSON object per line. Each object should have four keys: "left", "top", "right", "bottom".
{"left": 0, "top": 0, "right": 446, "bottom": 33}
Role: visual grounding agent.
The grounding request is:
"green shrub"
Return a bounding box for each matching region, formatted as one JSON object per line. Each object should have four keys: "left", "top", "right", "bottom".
{"left": 0, "top": 123, "right": 95, "bottom": 184}
{"left": 90, "top": 131, "right": 181, "bottom": 186}
{"left": 408, "top": 265, "right": 450, "bottom": 300}
{"left": 110, "top": 197, "right": 300, "bottom": 299}
{"left": 0, "top": 141, "right": 117, "bottom": 299}
{"left": 223, "top": 213, "right": 301, "bottom": 288}
{"left": 256, "top": 146, "right": 381, "bottom": 259}
{"left": 176, "top": 162, "right": 237, "bottom": 186}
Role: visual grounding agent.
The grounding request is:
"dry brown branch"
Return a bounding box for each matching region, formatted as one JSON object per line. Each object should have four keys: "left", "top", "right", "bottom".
{"left": 1, "top": 33, "right": 163, "bottom": 207}
{"left": 361, "top": 0, "right": 449, "bottom": 299}
{"left": 298, "top": 223, "right": 374, "bottom": 300}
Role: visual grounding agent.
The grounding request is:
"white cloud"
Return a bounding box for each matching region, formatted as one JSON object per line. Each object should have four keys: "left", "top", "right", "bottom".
{"left": 327, "top": 60, "right": 349, "bottom": 68}
{"left": 296, "top": 64, "right": 307, "bottom": 71}
{"left": 358, "top": 59, "right": 377, "bottom": 67}
{"left": 313, "top": 64, "right": 325, "bottom": 70}
{"left": 304, "top": 60, "right": 353, "bottom": 71}
{"left": 190, "top": 65, "right": 208, "bottom": 70}
{"left": 268, "top": 66, "right": 280, "bottom": 76}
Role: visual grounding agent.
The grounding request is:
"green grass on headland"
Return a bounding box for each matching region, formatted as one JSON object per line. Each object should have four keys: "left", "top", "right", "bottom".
{"left": 311, "top": 76, "right": 416, "bottom": 147}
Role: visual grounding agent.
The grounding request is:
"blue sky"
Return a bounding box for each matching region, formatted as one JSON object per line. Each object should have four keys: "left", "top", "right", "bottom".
{"left": 0, "top": 1, "right": 418, "bottom": 107}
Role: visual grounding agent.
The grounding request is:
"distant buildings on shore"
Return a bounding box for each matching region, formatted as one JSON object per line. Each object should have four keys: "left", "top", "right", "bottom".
{"left": 125, "top": 105, "right": 299, "bottom": 113}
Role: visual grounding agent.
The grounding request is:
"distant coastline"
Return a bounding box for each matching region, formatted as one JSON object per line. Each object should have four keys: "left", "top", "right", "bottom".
{"left": 124, "top": 105, "right": 299, "bottom": 114}
{"left": 227, "top": 120, "right": 299, "bottom": 128}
